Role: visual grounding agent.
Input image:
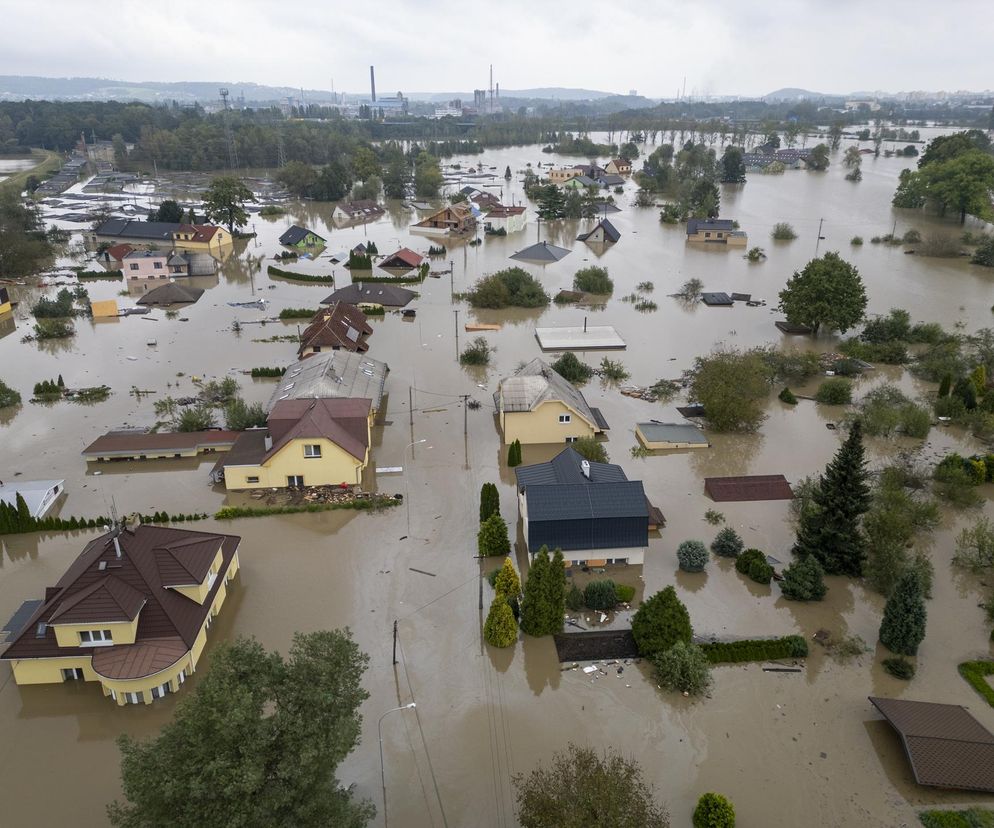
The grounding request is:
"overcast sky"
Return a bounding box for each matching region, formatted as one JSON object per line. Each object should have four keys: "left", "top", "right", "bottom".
{"left": 4, "top": 0, "right": 992, "bottom": 97}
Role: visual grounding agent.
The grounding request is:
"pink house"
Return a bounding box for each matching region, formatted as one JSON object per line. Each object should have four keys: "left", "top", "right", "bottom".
{"left": 123, "top": 250, "right": 170, "bottom": 280}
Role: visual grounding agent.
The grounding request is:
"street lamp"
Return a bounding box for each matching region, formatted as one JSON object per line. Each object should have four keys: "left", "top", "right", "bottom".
{"left": 379, "top": 702, "right": 417, "bottom": 828}
{"left": 404, "top": 439, "right": 427, "bottom": 537}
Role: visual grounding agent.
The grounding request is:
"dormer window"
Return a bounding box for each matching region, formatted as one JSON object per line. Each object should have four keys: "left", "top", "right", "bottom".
{"left": 79, "top": 629, "right": 113, "bottom": 645}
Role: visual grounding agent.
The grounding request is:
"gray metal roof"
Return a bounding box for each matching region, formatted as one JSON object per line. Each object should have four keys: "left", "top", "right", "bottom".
{"left": 0, "top": 480, "right": 65, "bottom": 519}
{"left": 687, "top": 218, "right": 737, "bottom": 235}
{"left": 497, "top": 358, "right": 604, "bottom": 429}
{"left": 95, "top": 219, "right": 181, "bottom": 240}
{"left": 321, "top": 283, "right": 416, "bottom": 307}
{"left": 525, "top": 481, "right": 648, "bottom": 522}
{"left": 268, "top": 351, "right": 389, "bottom": 412}
{"left": 515, "top": 447, "right": 628, "bottom": 489}
{"left": 279, "top": 225, "right": 324, "bottom": 245}
{"left": 636, "top": 422, "right": 709, "bottom": 444}
{"left": 510, "top": 241, "right": 571, "bottom": 263}
{"left": 577, "top": 218, "right": 620, "bottom": 243}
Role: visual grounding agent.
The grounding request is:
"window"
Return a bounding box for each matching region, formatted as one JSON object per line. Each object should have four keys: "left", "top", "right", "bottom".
{"left": 150, "top": 683, "right": 169, "bottom": 700}
{"left": 287, "top": 475, "right": 304, "bottom": 488}
{"left": 129, "top": 263, "right": 139, "bottom": 271}
{"left": 79, "top": 629, "right": 113, "bottom": 644}
{"left": 153, "top": 261, "right": 163, "bottom": 269}
{"left": 704, "top": 232, "right": 711, "bottom": 238}
{"left": 558, "top": 414, "right": 571, "bottom": 424}
{"left": 246, "top": 476, "right": 260, "bottom": 484}
{"left": 62, "top": 668, "right": 84, "bottom": 681}
{"left": 304, "top": 444, "right": 322, "bottom": 458}
{"left": 177, "top": 669, "right": 186, "bottom": 685}
{"left": 565, "top": 436, "right": 578, "bottom": 443}
{"left": 124, "top": 691, "right": 142, "bottom": 705}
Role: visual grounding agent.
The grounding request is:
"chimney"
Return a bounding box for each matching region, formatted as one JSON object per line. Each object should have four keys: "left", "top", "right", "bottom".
{"left": 113, "top": 534, "right": 122, "bottom": 558}
{"left": 370, "top": 66, "right": 376, "bottom": 103}
{"left": 264, "top": 434, "right": 273, "bottom": 451}
{"left": 581, "top": 459, "right": 591, "bottom": 479}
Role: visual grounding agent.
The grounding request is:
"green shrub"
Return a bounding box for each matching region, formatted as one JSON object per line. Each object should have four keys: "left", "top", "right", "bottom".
{"left": 883, "top": 656, "right": 916, "bottom": 680}
{"left": 277, "top": 307, "right": 315, "bottom": 319}
{"left": 780, "top": 555, "right": 827, "bottom": 601}
{"left": 693, "top": 792, "right": 736, "bottom": 828}
{"left": 551, "top": 352, "right": 594, "bottom": 384}
{"left": 850, "top": 236, "right": 863, "bottom": 245}
{"left": 615, "top": 584, "right": 636, "bottom": 603}
{"left": 484, "top": 598, "right": 518, "bottom": 647}
{"left": 460, "top": 336, "right": 492, "bottom": 366}
{"left": 778, "top": 387, "right": 798, "bottom": 405}
{"left": 749, "top": 558, "right": 773, "bottom": 584}
{"left": 735, "top": 548, "right": 766, "bottom": 575}
{"left": 584, "top": 580, "right": 618, "bottom": 610}
{"left": 599, "top": 357, "right": 630, "bottom": 381}
{"left": 507, "top": 439, "right": 522, "bottom": 467}
{"left": 958, "top": 661, "right": 994, "bottom": 708}
{"left": 212, "top": 498, "right": 397, "bottom": 520}
{"left": 478, "top": 513, "right": 511, "bottom": 557}
{"left": 266, "top": 265, "right": 335, "bottom": 283}
{"left": 467, "top": 267, "right": 550, "bottom": 309}
{"left": 710, "top": 527, "right": 743, "bottom": 558}
{"left": 493, "top": 557, "right": 520, "bottom": 598}
{"left": 571, "top": 436, "right": 608, "bottom": 463}
{"left": 479, "top": 482, "right": 500, "bottom": 523}
{"left": 572, "top": 266, "right": 613, "bottom": 294}
{"left": 919, "top": 808, "right": 994, "bottom": 828}
{"left": 566, "top": 584, "right": 584, "bottom": 611}
{"left": 771, "top": 222, "right": 797, "bottom": 241}
{"left": 652, "top": 641, "right": 712, "bottom": 695}
{"left": 0, "top": 379, "right": 21, "bottom": 408}
{"left": 704, "top": 509, "right": 724, "bottom": 526}
{"left": 815, "top": 377, "right": 853, "bottom": 404}
{"left": 831, "top": 358, "right": 864, "bottom": 377}
{"left": 701, "top": 635, "right": 808, "bottom": 664}
{"left": 631, "top": 586, "right": 692, "bottom": 656}
{"left": 250, "top": 367, "right": 285, "bottom": 378}
{"left": 677, "top": 539, "right": 709, "bottom": 572}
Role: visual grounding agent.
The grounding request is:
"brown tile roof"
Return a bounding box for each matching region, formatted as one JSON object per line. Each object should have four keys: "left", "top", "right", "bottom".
{"left": 266, "top": 398, "right": 371, "bottom": 462}
{"left": 47, "top": 575, "right": 146, "bottom": 624}
{"left": 177, "top": 224, "right": 222, "bottom": 243}
{"left": 105, "top": 243, "right": 135, "bottom": 262}
{"left": 1, "top": 526, "right": 239, "bottom": 671}
{"left": 486, "top": 204, "right": 527, "bottom": 218}
{"left": 211, "top": 429, "right": 268, "bottom": 476}
{"left": 298, "top": 302, "right": 372, "bottom": 355}
{"left": 92, "top": 636, "right": 189, "bottom": 680}
{"left": 82, "top": 430, "right": 240, "bottom": 458}
{"left": 869, "top": 696, "right": 994, "bottom": 792}
{"left": 380, "top": 247, "right": 424, "bottom": 268}
{"left": 337, "top": 199, "right": 384, "bottom": 219}
{"left": 135, "top": 283, "right": 205, "bottom": 306}
{"left": 704, "top": 475, "right": 794, "bottom": 502}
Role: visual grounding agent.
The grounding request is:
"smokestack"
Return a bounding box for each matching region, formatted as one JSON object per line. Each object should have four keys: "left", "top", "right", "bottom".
{"left": 370, "top": 66, "right": 376, "bottom": 103}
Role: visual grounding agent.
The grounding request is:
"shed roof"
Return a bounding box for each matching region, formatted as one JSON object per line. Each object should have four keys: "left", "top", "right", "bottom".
{"left": 94, "top": 219, "right": 181, "bottom": 240}
{"left": 636, "top": 422, "right": 709, "bottom": 445}
{"left": 687, "top": 218, "right": 737, "bottom": 235}
{"left": 868, "top": 696, "right": 994, "bottom": 793}
{"left": 380, "top": 247, "right": 424, "bottom": 269}
{"left": 81, "top": 430, "right": 239, "bottom": 458}
{"left": 0, "top": 479, "right": 65, "bottom": 519}
{"left": 705, "top": 475, "right": 794, "bottom": 502}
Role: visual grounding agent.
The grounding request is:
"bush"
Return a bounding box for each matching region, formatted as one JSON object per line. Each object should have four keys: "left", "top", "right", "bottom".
{"left": 748, "top": 558, "right": 773, "bottom": 584}
{"left": 735, "top": 548, "right": 766, "bottom": 575}
{"left": 484, "top": 598, "right": 518, "bottom": 648}
{"left": 850, "top": 236, "right": 863, "bottom": 245}
{"left": 572, "top": 266, "right": 613, "bottom": 294}
{"left": 710, "top": 527, "right": 743, "bottom": 558}
{"left": 493, "top": 557, "right": 520, "bottom": 598}
{"left": 177, "top": 405, "right": 216, "bottom": 432}
{"left": 653, "top": 641, "right": 712, "bottom": 696}
{"left": 460, "top": 337, "right": 492, "bottom": 366}
{"left": 689, "top": 348, "right": 770, "bottom": 433}
{"left": 920, "top": 808, "right": 994, "bottom": 828}
{"left": 778, "top": 387, "right": 798, "bottom": 405}
{"left": 677, "top": 539, "right": 709, "bottom": 572}
{"left": 566, "top": 584, "right": 584, "bottom": 611}
{"left": 33, "top": 318, "right": 75, "bottom": 339}
{"left": 0, "top": 379, "right": 20, "bottom": 408}
{"left": 615, "top": 584, "right": 636, "bottom": 603}
{"left": 571, "top": 436, "right": 608, "bottom": 464}
{"left": 839, "top": 337, "right": 909, "bottom": 364}
{"left": 771, "top": 222, "right": 797, "bottom": 241}
{"left": 693, "top": 793, "right": 735, "bottom": 828}
{"left": 478, "top": 513, "right": 511, "bottom": 557}
{"left": 831, "top": 358, "right": 864, "bottom": 377}
{"left": 599, "top": 357, "right": 630, "bottom": 382}
{"left": 958, "top": 661, "right": 994, "bottom": 708}
{"left": 861, "top": 309, "right": 911, "bottom": 344}
{"left": 815, "top": 377, "right": 853, "bottom": 404}
{"left": 857, "top": 384, "right": 932, "bottom": 438}
{"left": 701, "top": 635, "right": 808, "bottom": 664}
{"left": 479, "top": 482, "right": 500, "bottom": 523}
{"left": 250, "top": 367, "right": 285, "bottom": 378}
{"left": 551, "top": 352, "right": 594, "bottom": 384}
{"left": 882, "top": 657, "right": 915, "bottom": 680}
{"left": 780, "top": 555, "right": 827, "bottom": 601}
{"left": 953, "top": 518, "right": 994, "bottom": 571}
{"left": 467, "top": 267, "right": 550, "bottom": 309}
{"left": 507, "top": 439, "right": 522, "bottom": 467}
{"left": 631, "top": 586, "right": 692, "bottom": 657}
{"left": 224, "top": 398, "right": 267, "bottom": 430}
{"left": 266, "top": 265, "right": 335, "bottom": 283}
{"left": 704, "top": 509, "right": 724, "bottom": 526}
{"left": 584, "top": 580, "right": 618, "bottom": 610}
{"left": 934, "top": 463, "right": 984, "bottom": 509}
{"left": 972, "top": 238, "right": 994, "bottom": 267}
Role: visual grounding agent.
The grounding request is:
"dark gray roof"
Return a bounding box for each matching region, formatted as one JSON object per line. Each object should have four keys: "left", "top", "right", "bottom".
{"left": 509, "top": 241, "right": 572, "bottom": 263}
{"left": 95, "top": 219, "right": 181, "bottom": 240}
{"left": 136, "top": 283, "right": 205, "bottom": 306}
{"left": 702, "top": 292, "right": 733, "bottom": 306}
{"left": 321, "top": 283, "right": 415, "bottom": 307}
{"left": 687, "top": 218, "right": 737, "bottom": 235}
{"left": 515, "top": 447, "right": 627, "bottom": 489}
{"left": 598, "top": 174, "right": 625, "bottom": 186}
{"left": 577, "top": 218, "right": 620, "bottom": 243}
{"left": 525, "top": 481, "right": 648, "bottom": 521}
{"left": 279, "top": 225, "right": 324, "bottom": 245}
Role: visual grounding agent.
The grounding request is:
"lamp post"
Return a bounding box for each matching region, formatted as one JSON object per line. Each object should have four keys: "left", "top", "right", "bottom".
{"left": 379, "top": 702, "right": 416, "bottom": 828}
{"left": 404, "top": 439, "right": 427, "bottom": 537}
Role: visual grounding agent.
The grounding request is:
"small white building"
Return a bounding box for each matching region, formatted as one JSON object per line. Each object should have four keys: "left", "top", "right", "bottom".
{"left": 484, "top": 205, "right": 527, "bottom": 234}
{"left": 0, "top": 479, "right": 66, "bottom": 518}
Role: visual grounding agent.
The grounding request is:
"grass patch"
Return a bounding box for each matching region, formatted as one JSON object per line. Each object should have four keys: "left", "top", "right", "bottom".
{"left": 958, "top": 661, "right": 994, "bottom": 707}
{"left": 701, "top": 635, "right": 808, "bottom": 664}
{"left": 919, "top": 808, "right": 994, "bottom": 828}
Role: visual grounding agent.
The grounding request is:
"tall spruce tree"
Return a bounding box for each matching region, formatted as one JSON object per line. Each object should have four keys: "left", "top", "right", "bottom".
{"left": 879, "top": 569, "right": 927, "bottom": 655}
{"left": 543, "top": 549, "right": 566, "bottom": 634}
{"left": 520, "top": 546, "right": 560, "bottom": 636}
{"left": 15, "top": 493, "right": 31, "bottom": 531}
{"left": 479, "top": 482, "right": 500, "bottom": 523}
{"left": 793, "top": 420, "right": 871, "bottom": 576}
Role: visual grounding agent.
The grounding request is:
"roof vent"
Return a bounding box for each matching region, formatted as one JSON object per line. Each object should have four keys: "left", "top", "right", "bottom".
{"left": 581, "top": 459, "right": 591, "bottom": 479}
{"left": 98, "top": 561, "right": 107, "bottom": 571}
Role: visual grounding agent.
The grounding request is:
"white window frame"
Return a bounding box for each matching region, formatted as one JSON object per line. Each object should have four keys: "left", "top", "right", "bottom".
{"left": 558, "top": 414, "right": 571, "bottom": 424}
{"left": 303, "top": 444, "right": 322, "bottom": 458}
{"left": 246, "top": 475, "right": 260, "bottom": 483}
{"left": 150, "top": 683, "right": 169, "bottom": 700}
{"left": 125, "top": 691, "right": 142, "bottom": 705}
{"left": 79, "top": 629, "right": 113, "bottom": 645}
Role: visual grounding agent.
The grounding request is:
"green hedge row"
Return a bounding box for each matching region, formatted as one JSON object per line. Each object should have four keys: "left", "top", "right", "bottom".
{"left": 266, "top": 265, "right": 335, "bottom": 284}
{"left": 250, "top": 366, "right": 286, "bottom": 377}
{"left": 919, "top": 808, "right": 994, "bottom": 828}
{"left": 214, "top": 497, "right": 399, "bottom": 520}
{"left": 349, "top": 273, "right": 422, "bottom": 284}
{"left": 77, "top": 269, "right": 123, "bottom": 279}
{"left": 958, "top": 661, "right": 994, "bottom": 708}
{"left": 701, "top": 635, "right": 808, "bottom": 664}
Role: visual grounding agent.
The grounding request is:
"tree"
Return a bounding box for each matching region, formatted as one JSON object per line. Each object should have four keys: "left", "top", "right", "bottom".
{"left": 619, "top": 141, "right": 640, "bottom": 162}
{"left": 107, "top": 632, "right": 374, "bottom": 827}
{"left": 0, "top": 190, "right": 54, "bottom": 278}
{"left": 276, "top": 161, "right": 317, "bottom": 197}
{"left": 520, "top": 546, "right": 565, "bottom": 637}
{"left": 573, "top": 266, "right": 613, "bottom": 294}
{"left": 507, "top": 439, "right": 522, "bottom": 467}
{"left": 879, "top": 570, "right": 927, "bottom": 655}
{"left": 779, "top": 555, "right": 827, "bottom": 601}
{"left": 571, "top": 436, "right": 608, "bottom": 464}
{"left": 15, "top": 492, "right": 31, "bottom": 528}
{"left": 479, "top": 482, "right": 500, "bottom": 523}
{"left": 583, "top": 579, "right": 618, "bottom": 610}
{"left": 311, "top": 160, "right": 353, "bottom": 201}
{"left": 828, "top": 123, "right": 844, "bottom": 151}
{"left": 550, "top": 351, "right": 594, "bottom": 384}
{"left": 535, "top": 185, "right": 567, "bottom": 220}
{"left": 693, "top": 793, "right": 736, "bottom": 828}
{"left": 413, "top": 152, "right": 443, "bottom": 198}
{"left": 224, "top": 398, "right": 267, "bottom": 430}
{"left": 504, "top": 165, "right": 512, "bottom": 180}
{"left": 843, "top": 146, "right": 862, "bottom": 169}
{"left": 653, "top": 640, "right": 712, "bottom": 695}
{"left": 484, "top": 598, "right": 517, "bottom": 648}
{"left": 350, "top": 146, "right": 381, "bottom": 183}
{"left": 631, "top": 586, "right": 692, "bottom": 657}
{"left": 0, "top": 378, "right": 21, "bottom": 408}
{"left": 807, "top": 143, "right": 830, "bottom": 171}
{"left": 493, "top": 557, "right": 521, "bottom": 599}
{"left": 688, "top": 348, "right": 770, "bottom": 433}
{"left": 382, "top": 155, "right": 411, "bottom": 199}
{"left": 710, "top": 527, "right": 743, "bottom": 558}
{"left": 778, "top": 252, "right": 867, "bottom": 334}
{"left": 478, "top": 513, "right": 511, "bottom": 557}
{"left": 177, "top": 405, "right": 216, "bottom": 432}
{"left": 150, "top": 200, "right": 184, "bottom": 223}
{"left": 684, "top": 177, "right": 720, "bottom": 218}
{"left": 718, "top": 146, "right": 746, "bottom": 183}
{"left": 467, "top": 267, "right": 549, "bottom": 309}
{"left": 202, "top": 176, "right": 253, "bottom": 233}
{"left": 677, "top": 540, "right": 709, "bottom": 572}
{"left": 793, "top": 421, "right": 872, "bottom": 576}
{"left": 513, "top": 743, "right": 669, "bottom": 828}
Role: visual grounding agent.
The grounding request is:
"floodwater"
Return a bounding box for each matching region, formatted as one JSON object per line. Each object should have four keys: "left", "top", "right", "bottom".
{"left": 0, "top": 157, "right": 35, "bottom": 181}
{"left": 2, "top": 130, "right": 994, "bottom": 826}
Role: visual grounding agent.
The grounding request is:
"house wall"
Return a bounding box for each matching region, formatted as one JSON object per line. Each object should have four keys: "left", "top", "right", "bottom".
{"left": 172, "top": 229, "right": 232, "bottom": 253}
{"left": 170, "top": 547, "right": 224, "bottom": 603}
{"left": 223, "top": 437, "right": 367, "bottom": 490}
{"left": 687, "top": 230, "right": 748, "bottom": 247}
{"left": 500, "top": 399, "right": 596, "bottom": 445}
{"left": 52, "top": 616, "right": 141, "bottom": 648}
{"left": 549, "top": 168, "right": 581, "bottom": 183}
{"left": 124, "top": 257, "right": 169, "bottom": 280}
{"left": 0, "top": 299, "right": 12, "bottom": 315}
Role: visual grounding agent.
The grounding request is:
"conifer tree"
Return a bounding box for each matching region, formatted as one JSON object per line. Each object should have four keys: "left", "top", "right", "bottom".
{"left": 507, "top": 439, "right": 522, "bottom": 467}
{"left": 793, "top": 420, "right": 871, "bottom": 576}
{"left": 479, "top": 482, "right": 500, "bottom": 523}
{"left": 520, "top": 546, "right": 557, "bottom": 636}
{"left": 879, "top": 569, "right": 927, "bottom": 655}
{"left": 478, "top": 513, "right": 511, "bottom": 557}
{"left": 484, "top": 598, "right": 518, "bottom": 647}
{"left": 631, "top": 585, "right": 692, "bottom": 657}
{"left": 544, "top": 549, "right": 566, "bottom": 633}
{"left": 15, "top": 493, "right": 31, "bottom": 531}
{"left": 493, "top": 557, "right": 521, "bottom": 599}
{"left": 780, "top": 554, "right": 828, "bottom": 601}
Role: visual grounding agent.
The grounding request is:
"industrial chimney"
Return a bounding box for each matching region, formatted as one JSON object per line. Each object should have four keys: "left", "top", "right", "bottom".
{"left": 370, "top": 66, "right": 376, "bottom": 103}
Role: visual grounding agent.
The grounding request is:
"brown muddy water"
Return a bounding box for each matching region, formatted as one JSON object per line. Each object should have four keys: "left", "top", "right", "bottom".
{"left": 2, "top": 131, "right": 994, "bottom": 826}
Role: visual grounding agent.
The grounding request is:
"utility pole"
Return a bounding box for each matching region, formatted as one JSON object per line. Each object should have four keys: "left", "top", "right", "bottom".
{"left": 814, "top": 217, "right": 824, "bottom": 256}
{"left": 449, "top": 258, "right": 454, "bottom": 298}
{"left": 454, "top": 309, "right": 459, "bottom": 361}
{"left": 408, "top": 386, "right": 413, "bottom": 427}
{"left": 462, "top": 394, "right": 469, "bottom": 436}
{"left": 392, "top": 619, "right": 398, "bottom": 665}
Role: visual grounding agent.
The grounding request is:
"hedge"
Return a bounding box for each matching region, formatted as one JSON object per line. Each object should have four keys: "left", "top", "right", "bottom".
{"left": 919, "top": 808, "right": 994, "bottom": 828}
{"left": 266, "top": 265, "right": 335, "bottom": 284}
{"left": 701, "top": 635, "right": 808, "bottom": 664}
{"left": 214, "top": 497, "right": 399, "bottom": 520}
{"left": 348, "top": 273, "right": 423, "bottom": 284}
{"left": 278, "top": 308, "right": 315, "bottom": 319}
{"left": 76, "top": 269, "right": 123, "bottom": 279}
{"left": 250, "top": 367, "right": 286, "bottom": 377}
{"left": 958, "top": 661, "right": 994, "bottom": 708}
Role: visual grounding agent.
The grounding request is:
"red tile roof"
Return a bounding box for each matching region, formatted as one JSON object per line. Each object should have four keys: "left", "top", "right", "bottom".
{"left": 704, "top": 475, "right": 794, "bottom": 502}
{"left": 105, "top": 243, "right": 135, "bottom": 262}
{"left": 92, "top": 636, "right": 189, "bottom": 681}
{"left": 177, "top": 224, "right": 222, "bottom": 243}
{"left": 1, "top": 526, "right": 240, "bottom": 672}
{"left": 380, "top": 247, "right": 424, "bottom": 268}
{"left": 487, "top": 205, "right": 526, "bottom": 218}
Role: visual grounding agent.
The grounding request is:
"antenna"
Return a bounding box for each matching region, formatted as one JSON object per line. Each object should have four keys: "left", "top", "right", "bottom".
{"left": 489, "top": 64, "right": 494, "bottom": 114}
{"left": 219, "top": 88, "right": 239, "bottom": 169}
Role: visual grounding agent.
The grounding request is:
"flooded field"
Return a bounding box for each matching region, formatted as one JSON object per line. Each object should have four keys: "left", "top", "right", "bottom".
{"left": 0, "top": 157, "right": 35, "bottom": 181}
{"left": 2, "top": 131, "right": 994, "bottom": 826}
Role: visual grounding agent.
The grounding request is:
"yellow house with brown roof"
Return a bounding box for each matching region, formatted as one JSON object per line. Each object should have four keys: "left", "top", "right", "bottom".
{"left": 0, "top": 524, "right": 240, "bottom": 705}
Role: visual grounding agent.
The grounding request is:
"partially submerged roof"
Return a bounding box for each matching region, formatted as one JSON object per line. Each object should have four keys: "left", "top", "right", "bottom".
{"left": 94, "top": 219, "right": 181, "bottom": 240}
{"left": 535, "top": 326, "right": 625, "bottom": 350}
{"left": 279, "top": 225, "right": 325, "bottom": 245}
{"left": 267, "top": 397, "right": 371, "bottom": 462}
{"left": 336, "top": 199, "right": 384, "bottom": 219}
{"left": 510, "top": 240, "right": 571, "bottom": 263}
{"left": 869, "top": 696, "right": 994, "bottom": 793}
{"left": 0, "top": 479, "right": 65, "bottom": 519}
{"left": 577, "top": 218, "right": 621, "bottom": 243}
{"left": 380, "top": 247, "right": 424, "bottom": 269}
{"left": 687, "top": 218, "right": 737, "bottom": 235}
{"left": 298, "top": 302, "right": 372, "bottom": 355}
{"left": 136, "top": 283, "right": 205, "bottom": 306}
{"left": 515, "top": 447, "right": 629, "bottom": 489}
{"left": 82, "top": 430, "right": 239, "bottom": 458}
{"left": 702, "top": 292, "right": 733, "bottom": 306}
{"left": 636, "top": 422, "right": 709, "bottom": 446}
{"left": 268, "top": 351, "right": 388, "bottom": 412}
{"left": 705, "top": 475, "right": 794, "bottom": 502}
{"left": 497, "top": 358, "right": 607, "bottom": 431}
{"left": 321, "top": 282, "right": 415, "bottom": 307}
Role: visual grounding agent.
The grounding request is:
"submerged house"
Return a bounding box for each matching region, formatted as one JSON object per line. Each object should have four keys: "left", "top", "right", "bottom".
{"left": 685, "top": 219, "right": 747, "bottom": 247}
{"left": 278, "top": 225, "right": 326, "bottom": 249}
{"left": 210, "top": 398, "right": 372, "bottom": 490}
{"left": 321, "top": 282, "right": 415, "bottom": 309}
{"left": 0, "top": 524, "right": 241, "bottom": 705}
{"left": 0, "top": 286, "right": 11, "bottom": 315}
{"left": 379, "top": 248, "right": 425, "bottom": 270}
{"left": 332, "top": 200, "right": 385, "bottom": 224}
{"left": 484, "top": 204, "right": 527, "bottom": 234}
{"left": 0, "top": 480, "right": 65, "bottom": 519}
{"left": 494, "top": 357, "right": 609, "bottom": 445}
{"left": 297, "top": 302, "right": 373, "bottom": 357}
{"left": 514, "top": 448, "right": 652, "bottom": 566}
{"left": 605, "top": 158, "right": 632, "bottom": 176}
{"left": 93, "top": 220, "right": 232, "bottom": 256}
{"left": 549, "top": 167, "right": 582, "bottom": 184}
{"left": 412, "top": 204, "right": 476, "bottom": 235}
{"left": 270, "top": 350, "right": 388, "bottom": 417}
{"left": 122, "top": 249, "right": 169, "bottom": 280}
{"left": 576, "top": 218, "right": 621, "bottom": 245}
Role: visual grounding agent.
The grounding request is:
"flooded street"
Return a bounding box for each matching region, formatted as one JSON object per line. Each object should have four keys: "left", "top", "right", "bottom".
{"left": 2, "top": 131, "right": 994, "bottom": 826}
